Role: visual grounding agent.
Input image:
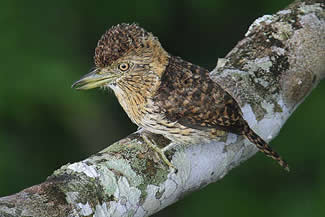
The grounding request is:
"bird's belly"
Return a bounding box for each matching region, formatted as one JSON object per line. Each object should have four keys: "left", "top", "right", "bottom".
{"left": 140, "top": 112, "right": 226, "bottom": 144}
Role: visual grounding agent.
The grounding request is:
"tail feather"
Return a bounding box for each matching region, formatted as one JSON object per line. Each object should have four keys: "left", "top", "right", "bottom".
{"left": 243, "top": 125, "right": 290, "bottom": 172}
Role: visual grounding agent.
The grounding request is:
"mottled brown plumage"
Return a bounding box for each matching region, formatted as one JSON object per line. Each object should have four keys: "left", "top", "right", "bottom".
{"left": 72, "top": 23, "right": 289, "bottom": 171}
{"left": 94, "top": 24, "right": 150, "bottom": 67}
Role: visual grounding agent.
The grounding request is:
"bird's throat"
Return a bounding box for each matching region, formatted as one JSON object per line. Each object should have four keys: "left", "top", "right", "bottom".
{"left": 111, "top": 72, "right": 161, "bottom": 126}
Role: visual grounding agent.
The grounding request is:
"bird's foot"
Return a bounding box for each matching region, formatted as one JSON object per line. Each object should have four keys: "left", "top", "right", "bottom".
{"left": 141, "top": 134, "right": 177, "bottom": 173}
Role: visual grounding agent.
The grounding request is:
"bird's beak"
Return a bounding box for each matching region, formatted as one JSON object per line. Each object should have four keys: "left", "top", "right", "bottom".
{"left": 72, "top": 68, "right": 116, "bottom": 90}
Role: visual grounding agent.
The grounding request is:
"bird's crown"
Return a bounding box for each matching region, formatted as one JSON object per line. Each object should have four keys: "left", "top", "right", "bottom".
{"left": 94, "top": 23, "right": 152, "bottom": 68}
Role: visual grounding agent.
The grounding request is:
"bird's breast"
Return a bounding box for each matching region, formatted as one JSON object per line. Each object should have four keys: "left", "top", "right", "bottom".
{"left": 110, "top": 84, "right": 147, "bottom": 126}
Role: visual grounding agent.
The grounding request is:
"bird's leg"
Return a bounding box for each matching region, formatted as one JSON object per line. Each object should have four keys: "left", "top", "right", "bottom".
{"left": 141, "top": 134, "right": 176, "bottom": 172}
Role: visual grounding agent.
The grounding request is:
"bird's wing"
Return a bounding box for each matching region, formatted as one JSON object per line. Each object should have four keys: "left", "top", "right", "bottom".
{"left": 154, "top": 56, "right": 246, "bottom": 135}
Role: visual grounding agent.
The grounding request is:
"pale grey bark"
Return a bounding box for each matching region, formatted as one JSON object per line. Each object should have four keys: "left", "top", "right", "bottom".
{"left": 0, "top": 1, "right": 324, "bottom": 216}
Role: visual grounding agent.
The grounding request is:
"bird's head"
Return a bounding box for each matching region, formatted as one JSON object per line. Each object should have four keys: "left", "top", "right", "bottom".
{"left": 72, "top": 23, "right": 169, "bottom": 90}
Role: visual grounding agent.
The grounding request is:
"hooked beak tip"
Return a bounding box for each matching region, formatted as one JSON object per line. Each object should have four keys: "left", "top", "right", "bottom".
{"left": 71, "top": 81, "right": 80, "bottom": 89}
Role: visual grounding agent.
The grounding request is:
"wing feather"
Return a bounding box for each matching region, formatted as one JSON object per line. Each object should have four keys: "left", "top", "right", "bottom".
{"left": 154, "top": 56, "right": 245, "bottom": 135}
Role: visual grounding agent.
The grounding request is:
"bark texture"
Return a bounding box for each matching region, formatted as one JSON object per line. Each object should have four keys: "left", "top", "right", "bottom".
{"left": 0, "top": 0, "right": 324, "bottom": 216}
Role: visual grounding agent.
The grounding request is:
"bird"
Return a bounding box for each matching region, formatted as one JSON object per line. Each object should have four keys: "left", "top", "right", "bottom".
{"left": 72, "top": 23, "right": 289, "bottom": 171}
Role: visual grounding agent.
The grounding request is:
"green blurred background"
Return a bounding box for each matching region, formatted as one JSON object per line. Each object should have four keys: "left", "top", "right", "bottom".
{"left": 1, "top": 0, "right": 324, "bottom": 216}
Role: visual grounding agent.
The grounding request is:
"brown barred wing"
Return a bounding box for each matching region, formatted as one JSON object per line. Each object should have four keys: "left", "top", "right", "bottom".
{"left": 155, "top": 55, "right": 246, "bottom": 135}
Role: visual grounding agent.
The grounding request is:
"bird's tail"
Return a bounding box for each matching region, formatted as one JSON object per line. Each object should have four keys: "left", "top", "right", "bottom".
{"left": 243, "top": 124, "right": 290, "bottom": 172}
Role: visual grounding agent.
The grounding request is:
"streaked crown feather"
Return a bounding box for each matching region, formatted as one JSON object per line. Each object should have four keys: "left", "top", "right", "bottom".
{"left": 94, "top": 23, "right": 150, "bottom": 68}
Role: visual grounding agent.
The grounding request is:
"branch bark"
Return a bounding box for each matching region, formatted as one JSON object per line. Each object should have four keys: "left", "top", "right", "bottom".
{"left": 1, "top": 0, "right": 324, "bottom": 216}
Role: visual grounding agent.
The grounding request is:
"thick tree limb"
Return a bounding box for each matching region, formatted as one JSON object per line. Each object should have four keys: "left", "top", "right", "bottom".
{"left": 0, "top": 0, "right": 324, "bottom": 216}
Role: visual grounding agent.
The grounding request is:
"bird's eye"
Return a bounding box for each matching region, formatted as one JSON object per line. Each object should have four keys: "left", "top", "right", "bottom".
{"left": 118, "top": 63, "right": 130, "bottom": 72}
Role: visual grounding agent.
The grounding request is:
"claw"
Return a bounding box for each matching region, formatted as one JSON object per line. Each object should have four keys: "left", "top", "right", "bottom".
{"left": 142, "top": 134, "right": 177, "bottom": 172}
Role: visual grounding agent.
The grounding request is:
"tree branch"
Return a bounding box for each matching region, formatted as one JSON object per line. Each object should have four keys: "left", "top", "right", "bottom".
{"left": 0, "top": 0, "right": 324, "bottom": 216}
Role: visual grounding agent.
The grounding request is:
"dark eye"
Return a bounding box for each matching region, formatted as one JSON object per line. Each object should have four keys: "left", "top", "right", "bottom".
{"left": 118, "top": 63, "right": 130, "bottom": 71}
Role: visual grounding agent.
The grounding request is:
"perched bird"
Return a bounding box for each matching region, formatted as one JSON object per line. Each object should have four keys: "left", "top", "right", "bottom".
{"left": 72, "top": 23, "right": 289, "bottom": 171}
